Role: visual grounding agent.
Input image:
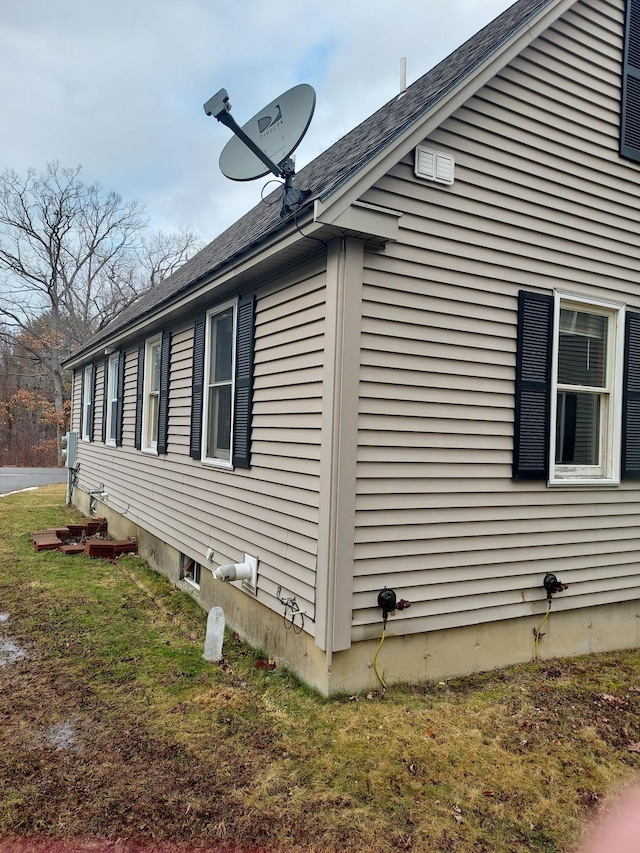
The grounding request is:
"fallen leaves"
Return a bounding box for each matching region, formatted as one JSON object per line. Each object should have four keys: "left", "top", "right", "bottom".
{"left": 596, "top": 692, "right": 627, "bottom": 707}
{"left": 577, "top": 790, "right": 602, "bottom": 808}
{"left": 452, "top": 804, "right": 464, "bottom": 824}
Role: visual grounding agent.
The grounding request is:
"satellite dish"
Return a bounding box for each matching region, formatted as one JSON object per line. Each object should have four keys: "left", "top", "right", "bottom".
{"left": 204, "top": 83, "right": 315, "bottom": 216}
{"left": 219, "top": 84, "right": 315, "bottom": 182}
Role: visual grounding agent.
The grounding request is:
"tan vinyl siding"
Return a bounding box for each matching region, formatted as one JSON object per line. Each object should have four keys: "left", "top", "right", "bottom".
{"left": 75, "top": 267, "right": 326, "bottom": 633}
{"left": 353, "top": 0, "right": 640, "bottom": 639}
{"left": 121, "top": 349, "right": 137, "bottom": 446}
{"left": 168, "top": 327, "right": 195, "bottom": 454}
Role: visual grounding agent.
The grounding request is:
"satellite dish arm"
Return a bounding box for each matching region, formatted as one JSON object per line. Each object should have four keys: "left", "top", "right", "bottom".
{"left": 204, "top": 89, "right": 283, "bottom": 179}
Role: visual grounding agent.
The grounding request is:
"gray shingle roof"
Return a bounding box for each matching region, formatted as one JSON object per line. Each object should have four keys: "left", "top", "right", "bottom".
{"left": 81, "top": 0, "right": 552, "bottom": 354}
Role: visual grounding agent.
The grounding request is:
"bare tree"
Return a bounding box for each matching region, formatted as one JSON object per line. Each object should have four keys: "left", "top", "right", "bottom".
{"left": 0, "top": 162, "right": 202, "bottom": 463}
{"left": 93, "top": 226, "right": 203, "bottom": 330}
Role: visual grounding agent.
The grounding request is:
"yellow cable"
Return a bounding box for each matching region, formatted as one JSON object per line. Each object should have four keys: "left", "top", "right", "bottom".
{"left": 373, "top": 627, "right": 387, "bottom": 689}
{"left": 534, "top": 606, "right": 551, "bottom": 660}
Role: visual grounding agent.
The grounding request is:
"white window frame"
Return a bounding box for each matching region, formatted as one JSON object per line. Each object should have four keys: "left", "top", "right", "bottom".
{"left": 202, "top": 300, "right": 237, "bottom": 468}
{"left": 180, "top": 555, "right": 202, "bottom": 589}
{"left": 141, "top": 335, "right": 161, "bottom": 454}
{"left": 81, "top": 365, "right": 93, "bottom": 442}
{"left": 549, "top": 292, "right": 625, "bottom": 486}
{"left": 105, "top": 353, "right": 119, "bottom": 446}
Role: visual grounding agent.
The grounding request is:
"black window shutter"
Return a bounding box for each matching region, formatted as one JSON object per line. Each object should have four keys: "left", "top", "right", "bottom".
{"left": 101, "top": 358, "right": 108, "bottom": 443}
{"left": 157, "top": 330, "right": 171, "bottom": 455}
{"left": 115, "top": 352, "right": 125, "bottom": 447}
{"left": 190, "top": 316, "right": 206, "bottom": 460}
{"left": 621, "top": 0, "right": 640, "bottom": 162}
{"left": 622, "top": 311, "right": 640, "bottom": 477}
{"left": 513, "top": 291, "right": 554, "bottom": 480}
{"left": 134, "top": 344, "right": 145, "bottom": 451}
{"left": 87, "top": 364, "right": 96, "bottom": 443}
{"left": 232, "top": 294, "right": 256, "bottom": 469}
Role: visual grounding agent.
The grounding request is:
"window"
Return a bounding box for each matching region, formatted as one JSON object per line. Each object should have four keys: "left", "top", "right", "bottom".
{"left": 513, "top": 291, "right": 630, "bottom": 485}
{"left": 135, "top": 331, "right": 171, "bottom": 454}
{"left": 620, "top": 0, "right": 640, "bottom": 162}
{"left": 550, "top": 296, "right": 624, "bottom": 484}
{"left": 102, "top": 351, "right": 124, "bottom": 447}
{"left": 180, "top": 555, "right": 201, "bottom": 588}
{"left": 203, "top": 304, "right": 235, "bottom": 464}
{"left": 190, "top": 295, "right": 256, "bottom": 469}
{"left": 142, "top": 336, "right": 161, "bottom": 452}
{"left": 105, "top": 353, "right": 120, "bottom": 446}
{"left": 81, "top": 365, "right": 95, "bottom": 442}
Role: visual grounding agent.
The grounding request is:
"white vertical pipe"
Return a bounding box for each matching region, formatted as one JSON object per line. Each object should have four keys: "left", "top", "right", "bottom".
{"left": 400, "top": 57, "right": 407, "bottom": 94}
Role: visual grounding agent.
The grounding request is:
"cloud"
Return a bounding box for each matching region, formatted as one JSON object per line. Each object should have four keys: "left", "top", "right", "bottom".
{"left": 0, "top": 0, "right": 514, "bottom": 241}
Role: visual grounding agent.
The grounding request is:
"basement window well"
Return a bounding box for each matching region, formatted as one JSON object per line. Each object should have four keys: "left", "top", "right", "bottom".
{"left": 180, "top": 555, "right": 202, "bottom": 589}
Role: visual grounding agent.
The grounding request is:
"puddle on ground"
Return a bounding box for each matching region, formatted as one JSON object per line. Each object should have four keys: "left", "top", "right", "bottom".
{"left": 45, "top": 720, "right": 81, "bottom": 752}
{"left": 0, "top": 636, "right": 27, "bottom": 665}
{"left": 0, "top": 614, "right": 27, "bottom": 665}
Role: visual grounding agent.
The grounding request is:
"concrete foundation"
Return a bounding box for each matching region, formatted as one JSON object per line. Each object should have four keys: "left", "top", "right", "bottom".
{"left": 327, "top": 602, "right": 640, "bottom": 694}
{"left": 76, "top": 489, "right": 640, "bottom": 697}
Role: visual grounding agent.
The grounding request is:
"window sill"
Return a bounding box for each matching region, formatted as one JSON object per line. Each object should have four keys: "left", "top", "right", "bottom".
{"left": 548, "top": 477, "right": 620, "bottom": 487}
{"left": 177, "top": 578, "right": 201, "bottom": 596}
{"left": 201, "top": 458, "right": 233, "bottom": 470}
{"left": 141, "top": 447, "right": 159, "bottom": 456}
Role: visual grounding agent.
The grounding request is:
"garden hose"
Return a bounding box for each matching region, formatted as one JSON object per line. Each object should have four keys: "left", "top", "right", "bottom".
{"left": 534, "top": 604, "right": 551, "bottom": 660}
{"left": 373, "top": 626, "right": 387, "bottom": 689}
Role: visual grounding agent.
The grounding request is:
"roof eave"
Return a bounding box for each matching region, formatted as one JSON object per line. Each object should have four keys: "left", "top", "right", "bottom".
{"left": 62, "top": 209, "right": 321, "bottom": 369}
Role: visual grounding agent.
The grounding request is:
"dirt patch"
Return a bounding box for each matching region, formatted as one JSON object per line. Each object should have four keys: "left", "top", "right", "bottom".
{"left": 0, "top": 653, "right": 257, "bottom": 844}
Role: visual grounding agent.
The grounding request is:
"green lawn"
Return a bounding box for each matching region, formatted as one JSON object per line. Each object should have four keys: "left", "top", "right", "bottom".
{"left": 1, "top": 485, "right": 639, "bottom": 852}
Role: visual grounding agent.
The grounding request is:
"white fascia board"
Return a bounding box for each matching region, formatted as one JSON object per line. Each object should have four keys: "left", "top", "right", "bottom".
{"left": 314, "top": 200, "right": 402, "bottom": 241}
{"left": 314, "top": 0, "right": 575, "bottom": 226}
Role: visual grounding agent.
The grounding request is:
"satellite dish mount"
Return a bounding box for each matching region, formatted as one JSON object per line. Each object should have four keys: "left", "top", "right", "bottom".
{"left": 204, "top": 85, "right": 315, "bottom": 217}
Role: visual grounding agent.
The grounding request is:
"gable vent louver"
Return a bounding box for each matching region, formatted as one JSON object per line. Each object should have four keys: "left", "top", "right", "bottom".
{"left": 414, "top": 145, "right": 455, "bottom": 185}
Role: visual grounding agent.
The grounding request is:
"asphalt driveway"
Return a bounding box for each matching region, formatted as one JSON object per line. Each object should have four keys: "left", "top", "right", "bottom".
{"left": 0, "top": 467, "right": 67, "bottom": 496}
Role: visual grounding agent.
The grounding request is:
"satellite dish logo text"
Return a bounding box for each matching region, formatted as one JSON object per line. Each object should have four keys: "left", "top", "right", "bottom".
{"left": 258, "top": 104, "right": 283, "bottom": 138}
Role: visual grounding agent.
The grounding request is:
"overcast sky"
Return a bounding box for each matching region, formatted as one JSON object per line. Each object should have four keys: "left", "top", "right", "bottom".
{"left": 1, "top": 0, "right": 514, "bottom": 243}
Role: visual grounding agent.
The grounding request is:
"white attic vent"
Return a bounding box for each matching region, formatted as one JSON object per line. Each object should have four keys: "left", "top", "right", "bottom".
{"left": 414, "top": 144, "right": 455, "bottom": 185}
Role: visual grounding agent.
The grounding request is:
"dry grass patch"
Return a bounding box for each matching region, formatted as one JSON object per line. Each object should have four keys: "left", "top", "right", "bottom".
{"left": 0, "top": 485, "right": 639, "bottom": 853}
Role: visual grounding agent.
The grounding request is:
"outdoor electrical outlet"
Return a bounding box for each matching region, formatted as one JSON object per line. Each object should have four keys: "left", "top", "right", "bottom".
{"left": 206, "top": 547, "right": 215, "bottom": 562}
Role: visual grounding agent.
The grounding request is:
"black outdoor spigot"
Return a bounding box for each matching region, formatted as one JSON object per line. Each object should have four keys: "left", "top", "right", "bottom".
{"left": 377, "top": 588, "right": 397, "bottom": 621}
{"left": 543, "top": 573, "right": 568, "bottom": 602}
